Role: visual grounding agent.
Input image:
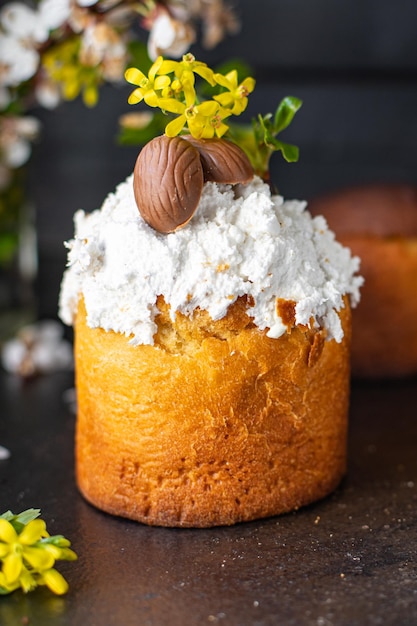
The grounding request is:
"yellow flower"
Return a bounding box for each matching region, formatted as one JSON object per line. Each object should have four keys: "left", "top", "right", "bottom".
{"left": 213, "top": 70, "right": 256, "bottom": 115}
{"left": 166, "top": 76, "right": 196, "bottom": 107}
{"left": 124, "top": 55, "right": 255, "bottom": 139}
{"left": 38, "top": 567, "right": 69, "bottom": 595}
{"left": 158, "top": 53, "right": 216, "bottom": 88}
{"left": 125, "top": 56, "right": 171, "bottom": 107}
{"left": 187, "top": 101, "right": 231, "bottom": 139}
{"left": 0, "top": 511, "right": 77, "bottom": 596}
{"left": 42, "top": 38, "right": 101, "bottom": 108}
{"left": 0, "top": 518, "right": 52, "bottom": 586}
{"left": 0, "top": 564, "right": 37, "bottom": 594}
{"left": 159, "top": 98, "right": 230, "bottom": 139}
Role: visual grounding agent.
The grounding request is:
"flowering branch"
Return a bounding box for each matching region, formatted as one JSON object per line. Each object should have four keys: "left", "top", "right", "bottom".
{"left": 0, "top": 509, "right": 77, "bottom": 595}
{"left": 0, "top": 0, "right": 239, "bottom": 178}
{"left": 0, "top": 0, "right": 240, "bottom": 266}
{"left": 125, "top": 53, "right": 255, "bottom": 140}
{"left": 123, "top": 55, "right": 302, "bottom": 180}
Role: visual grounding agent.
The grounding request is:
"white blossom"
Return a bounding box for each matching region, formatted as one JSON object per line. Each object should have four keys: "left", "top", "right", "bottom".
{"left": 38, "top": 0, "right": 71, "bottom": 32}
{"left": 80, "top": 21, "right": 127, "bottom": 81}
{"left": 0, "top": 115, "right": 41, "bottom": 168}
{"left": 1, "top": 3, "right": 40, "bottom": 39}
{"left": 35, "top": 76, "right": 62, "bottom": 109}
{"left": 1, "top": 2, "right": 48, "bottom": 44}
{"left": 1, "top": 320, "right": 73, "bottom": 377}
{"left": 0, "top": 445, "right": 11, "bottom": 460}
{"left": 0, "top": 0, "right": 71, "bottom": 88}
{"left": 147, "top": 10, "right": 195, "bottom": 60}
{"left": 0, "top": 34, "right": 39, "bottom": 86}
{"left": 77, "top": 0, "right": 98, "bottom": 7}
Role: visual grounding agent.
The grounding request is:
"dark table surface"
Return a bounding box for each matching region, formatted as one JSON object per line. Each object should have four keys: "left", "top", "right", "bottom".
{"left": 0, "top": 371, "right": 416, "bottom": 626}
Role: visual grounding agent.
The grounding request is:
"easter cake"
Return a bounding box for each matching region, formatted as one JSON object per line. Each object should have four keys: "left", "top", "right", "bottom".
{"left": 59, "top": 56, "right": 362, "bottom": 527}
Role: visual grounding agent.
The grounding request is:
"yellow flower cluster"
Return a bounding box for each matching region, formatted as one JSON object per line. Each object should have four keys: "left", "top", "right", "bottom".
{"left": 125, "top": 53, "right": 255, "bottom": 140}
{"left": 43, "top": 39, "right": 101, "bottom": 108}
{"left": 0, "top": 510, "right": 77, "bottom": 595}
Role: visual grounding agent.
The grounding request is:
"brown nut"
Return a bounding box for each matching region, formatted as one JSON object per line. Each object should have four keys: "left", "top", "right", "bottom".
{"left": 133, "top": 135, "right": 204, "bottom": 233}
{"left": 184, "top": 136, "right": 254, "bottom": 185}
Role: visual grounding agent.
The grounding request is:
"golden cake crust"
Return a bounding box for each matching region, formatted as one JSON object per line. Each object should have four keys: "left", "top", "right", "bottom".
{"left": 75, "top": 296, "right": 351, "bottom": 527}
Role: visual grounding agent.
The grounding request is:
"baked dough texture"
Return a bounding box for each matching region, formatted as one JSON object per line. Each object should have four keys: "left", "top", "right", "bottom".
{"left": 75, "top": 296, "right": 352, "bottom": 528}
{"left": 309, "top": 184, "right": 417, "bottom": 378}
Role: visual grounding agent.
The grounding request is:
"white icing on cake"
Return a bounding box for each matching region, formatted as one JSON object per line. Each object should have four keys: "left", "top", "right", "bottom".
{"left": 59, "top": 175, "right": 363, "bottom": 345}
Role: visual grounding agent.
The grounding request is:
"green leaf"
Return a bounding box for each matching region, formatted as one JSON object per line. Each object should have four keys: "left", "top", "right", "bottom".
{"left": 273, "top": 96, "right": 303, "bottom": 134}
{"left": 0, "top": 511, "right": 14, "bottom": 521}
{"left": 274, "top": 140, "right": 300, "bottom": 163}
{"left": 241, "top": 96, "right": 302, "bottom": 177}
{"left": 13, "top": 509, "right": 41, "bottom": 525}
{"left": 1, "top": 509, "right": 41, "bottom": 536}
{"left": 0, "top": 233, "right": 18, "bottom": 265}
{"left": 41, "top": 535, "right": 70, "bottom": 548}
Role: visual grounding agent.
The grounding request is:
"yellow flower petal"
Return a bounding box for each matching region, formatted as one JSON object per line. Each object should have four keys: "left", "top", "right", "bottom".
{"left": 165, "top": 115, "right": 186, "bottom": 137}
{"left": 198, "top": 100, "right": 219, "bottom": 115}
{"left": 213, "top": 92, "right": 234, "bottom": 108}
{"left": 41, "top": 568, "right": 69, "bottom": 595}
{"left": 161, "top": 86, "right": 174, "bottom": 98}
{"left": 143, "top": 91, "right": 159, "bottom": 107}
{"left": 0, "top": 519, "right": 17, "bottom": 543}
{"left": 158, "top": 99, "right": 185, "bottom": 114}
{"left": 83, "top": 85, "right": 98, "bottom": 108}
{"left": 0, "top": 544, "right": 10, "bottom": 558}
{"left": 23, "top": 546, "right": 55, "bottom": 571}
{"left": 124, "top": 67, "right": 146, "bottom": 85}
{"left": 19, "top": 519, "right": 47, "bottom": 545}
{"left": 149, "top": 56, "right": 163, "bottom": 80}
{"left": 3, "top": 552, "right": 22, "bottom": 584}
{"left": 154, "top": 75, "right": 170, "bottom": 90}
{"left": 225, "top": 69, "right": 238, "bottom": 86}
{"left": 242, "top": 77, "right": 256, "bottom": 93}
{"left": 193, "top": 65, "right": 215, "bottom": 85}
{"left": 182, "top": 81, "right": 196, "bottom": 108}
{"left": 19, "top": 566, "right": 38, "bottom": 594}
{"left": 215, "top": 122, "right": 229, "bottom": 138}
{"left": 213, "top": 72, "right": 231, "bottom": 89}
{"left": 200, "top": 126, "right": 215, "bottom": 139}
{"left": 158, "top": 60, "right": 178, "bottom": 75}
{"left": 63, "top": 80, "right": 80, "bottom": 101}
{"left": 214, "top": 69, "right": 237, "bottom": 89}
{"left": 231, "top": 99, "right": 248, "bottom": 115}
{"left": 187, "top": 118, "right": 205, "bottom": 139}
{"left": 0, "top": 572, "right": 5, "bottom": 586}
{"left": 59, "top": 547, "right": 78, "bottom": 562}
{"left": 128, "top": 89, "right": 144, "bottom": 105}
{"left": 41, "top": 544, "right": 63, "bottom": 559}
{"left": 0, "top": 571, "right": 19, "bottom": 593}
{"left": 179, "top": 69, "right": 195, "bottom": 88}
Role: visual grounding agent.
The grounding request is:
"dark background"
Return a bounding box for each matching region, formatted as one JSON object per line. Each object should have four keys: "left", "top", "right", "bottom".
{"left": 29, "top": 0, "right": 417, "bottom": 320}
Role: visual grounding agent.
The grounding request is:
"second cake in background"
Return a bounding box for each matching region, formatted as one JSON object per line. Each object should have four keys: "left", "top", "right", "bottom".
{"left": 309, "top": 184, "right": 417, "bottom": 379}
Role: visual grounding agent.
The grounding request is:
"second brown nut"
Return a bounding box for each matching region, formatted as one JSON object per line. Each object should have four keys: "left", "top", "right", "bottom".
{"left": 184, "top": 136, "right": 254, "bottom": 185}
